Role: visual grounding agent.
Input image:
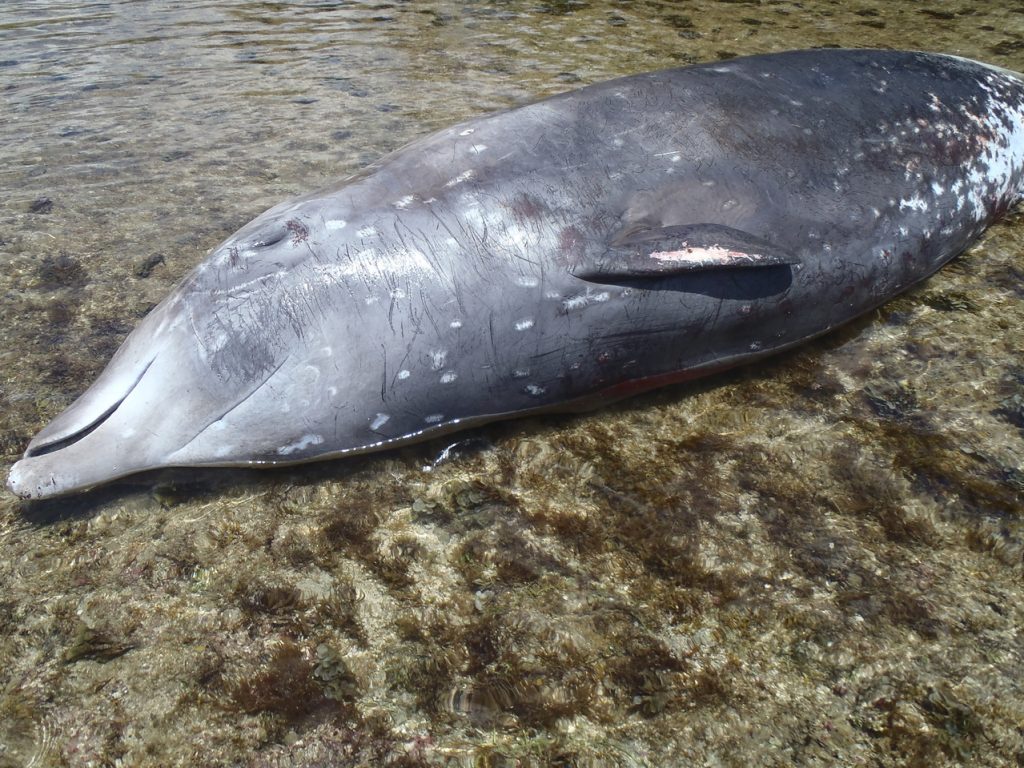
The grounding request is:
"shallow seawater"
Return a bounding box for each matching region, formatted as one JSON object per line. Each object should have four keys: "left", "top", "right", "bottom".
{"left": 1, "top": 1, "right": 1023, "bottom": 766}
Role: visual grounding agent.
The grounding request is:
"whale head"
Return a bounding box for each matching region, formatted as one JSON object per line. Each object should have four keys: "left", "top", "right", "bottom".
{"left": 7, "top": 198, "right": 388, "bottom": 500}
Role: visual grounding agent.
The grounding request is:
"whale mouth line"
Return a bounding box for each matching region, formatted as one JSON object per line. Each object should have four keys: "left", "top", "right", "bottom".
{"left": 23, "top": 357, "right": 156, "bottom": 459}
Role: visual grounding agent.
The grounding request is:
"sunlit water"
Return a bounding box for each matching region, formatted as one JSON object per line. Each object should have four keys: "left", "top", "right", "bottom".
{"left": 1, "top": 2, "right": 1022, "bottom": 766}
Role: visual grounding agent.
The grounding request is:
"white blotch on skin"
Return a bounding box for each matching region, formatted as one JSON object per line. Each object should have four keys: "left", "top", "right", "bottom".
{"left": 328, "top": 386, "right": 338, "bottom": 397}
{"left": 430, "top": 349, "right": 447, "bottom": 370}
{"left": 459, "top": 128, "right": 474, "bottom": 136}
{"left": 514, "top": 318, "right": 534, "bottom": 331}
{"left": 470, "top": 144, "right": 488, "bottom": 154}
{"left": 325, "top": 220, "right": 347, "bottom": 230}
{"left": 563, "top": 294, "right": 589, "bottom": 311}
{"left": 562, "top": 288, "right": 611, "bottom": 311}
{"left": 391, "top": 288, "right": 406, "bottom": 299}
{"left": 424, "top": 413, "right": 444, "bottom": 424}
{"left": 365, "top": 295, "right": 380, "bottom": 305}
{"left": 899, "top": 196, "right": 929, "bottom": 213}
{"left": 512, "top": 368, "right": 530, "bottom": 379}
{"left": 545, "top": 290, "right": 562, "bottom": 299}
{"left": 445, "top": 170, "right": 475, "bottom": 188}
{"left": 393, "top": 195, "right": 415, "bottom": 209}
{"left": 449, "top": 319, "right": 463, "bottom": 329}
{"left": 440, "top": 371, "right": 458, "bottom": 384}
{"left": 525, "top": 384, "right": 546, "bottom": 396}
{"left": 277, "top": 434, "right": 324, "bottom": 455}
{"left": 397, "top": 369, "right": 411, "bottom": 380}
{"left": 370, "top": 413, "right": 390, "bottom": 431}
{"left": 515, "top": 275, "right": 539, "bottom": 287}
{"left": 357, "top": 226, "right": 376, "bottom": 238}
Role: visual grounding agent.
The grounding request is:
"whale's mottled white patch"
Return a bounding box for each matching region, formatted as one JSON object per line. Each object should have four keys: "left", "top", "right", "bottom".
{"left": 440, "top": 371, "right": 458, "bottom": 384}
{"left": 430, "top": 350, "right": 447, "bottom": 370}
{"left": 397, "top": 369, "right": 411, "bottom": 380}
{"left": 424, "top": 413, "right": 444, "bottom": 424}
{"left": 370, "top": 413, "right": 390, "bottom": 431}
{"left": 514, "top": 318, "right": 534, "bottom": 331}
{"left": 325, "top": 219, "right": 347, "bottom": 230}
{"left": 393, "top": 195, "right": 415, "bottom": 209}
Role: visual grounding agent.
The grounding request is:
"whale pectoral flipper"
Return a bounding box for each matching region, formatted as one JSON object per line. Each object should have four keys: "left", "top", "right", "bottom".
{"left": 574, "top": 223, "right": 800, "bottom": 282}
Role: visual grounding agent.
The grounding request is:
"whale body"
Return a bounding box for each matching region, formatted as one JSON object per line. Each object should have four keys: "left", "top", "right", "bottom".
{"left": 8, "top": 49, "right": 1024, "bottom": 499}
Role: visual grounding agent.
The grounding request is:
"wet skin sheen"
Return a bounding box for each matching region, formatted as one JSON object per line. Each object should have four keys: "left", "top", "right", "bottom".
{"left": 8, "top": 49, "right": 1024, "bottom": 499}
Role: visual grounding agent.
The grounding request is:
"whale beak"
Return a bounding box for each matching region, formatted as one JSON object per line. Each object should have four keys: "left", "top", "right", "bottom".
{"left": 7, "top": 299, "right": 196, "bottom": 500}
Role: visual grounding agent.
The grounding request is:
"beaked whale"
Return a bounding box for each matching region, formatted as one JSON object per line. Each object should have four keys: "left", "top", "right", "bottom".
{"left": 8, "top": 49, "right": 1024, "bottom": 499}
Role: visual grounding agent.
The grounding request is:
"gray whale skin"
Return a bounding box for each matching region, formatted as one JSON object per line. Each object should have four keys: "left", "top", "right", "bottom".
{"left": 8, "top": 49, "right": 1024, "bottom": 499}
